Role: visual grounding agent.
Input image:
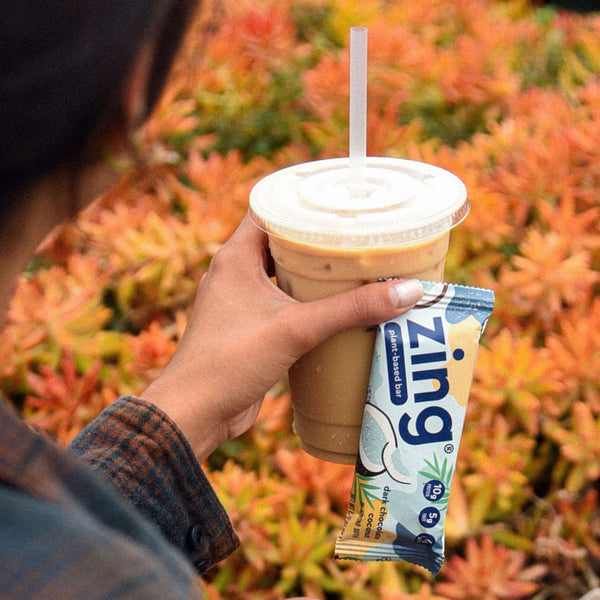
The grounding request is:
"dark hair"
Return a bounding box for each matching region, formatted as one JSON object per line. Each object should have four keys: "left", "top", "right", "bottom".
{"left": 0, "top": 0, "right": 198, "bottom": 207}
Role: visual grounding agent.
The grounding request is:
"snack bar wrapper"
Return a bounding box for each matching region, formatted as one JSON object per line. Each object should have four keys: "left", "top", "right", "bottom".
{"left": 334, "top": 281, "right": 494, "bottom": 575}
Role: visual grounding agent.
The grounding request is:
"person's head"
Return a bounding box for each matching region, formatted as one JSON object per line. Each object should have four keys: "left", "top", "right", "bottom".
{"left": 0, "top": 0, "right": 200, "bottom": 218}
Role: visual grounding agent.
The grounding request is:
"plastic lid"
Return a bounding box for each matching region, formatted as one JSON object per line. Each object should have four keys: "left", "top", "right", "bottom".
{"left": 249, "top": 157, "right": 469, "bottom": 248}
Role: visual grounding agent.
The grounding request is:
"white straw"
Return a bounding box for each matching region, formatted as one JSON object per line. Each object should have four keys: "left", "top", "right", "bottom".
{"left": 349, "top": 26, "right": 368, "bottom": 183}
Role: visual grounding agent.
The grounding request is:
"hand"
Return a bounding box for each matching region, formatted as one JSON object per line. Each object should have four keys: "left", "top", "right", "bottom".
{"left": 141, "top": 216, "right": 423, "bottom": 462}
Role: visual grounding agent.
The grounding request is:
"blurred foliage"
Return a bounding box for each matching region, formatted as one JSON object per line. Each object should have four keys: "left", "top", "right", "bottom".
{"left": 1, "top": 0, "right": 600, "bottom": 598}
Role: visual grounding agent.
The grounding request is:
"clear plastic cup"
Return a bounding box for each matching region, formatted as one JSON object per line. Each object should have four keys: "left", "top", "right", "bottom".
{"left": 249, "top": 157, "right": 469, "bottom": 464}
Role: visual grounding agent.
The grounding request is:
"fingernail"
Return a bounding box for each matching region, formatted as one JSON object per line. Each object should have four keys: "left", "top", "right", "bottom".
{"left": 390, "top": 279, "right": 423, "bottom": 308}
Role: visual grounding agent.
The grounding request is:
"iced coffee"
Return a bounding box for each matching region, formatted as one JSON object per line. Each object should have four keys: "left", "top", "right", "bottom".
{"left": 249, "top": 157, "right": 469, "bottom": 464}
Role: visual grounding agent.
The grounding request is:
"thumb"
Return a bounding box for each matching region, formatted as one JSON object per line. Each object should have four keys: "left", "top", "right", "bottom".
{"left": 289, "top": 278, "right": 424, "bottom": 351}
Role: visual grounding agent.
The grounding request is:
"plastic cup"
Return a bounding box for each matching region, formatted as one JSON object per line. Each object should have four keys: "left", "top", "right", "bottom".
{"left": 249, "top": 157, "right": 469, "bottom": 464}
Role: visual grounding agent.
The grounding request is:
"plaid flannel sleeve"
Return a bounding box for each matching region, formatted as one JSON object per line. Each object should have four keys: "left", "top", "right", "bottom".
{"left": 69, "top": 396, "right": 240, "bottom": 573}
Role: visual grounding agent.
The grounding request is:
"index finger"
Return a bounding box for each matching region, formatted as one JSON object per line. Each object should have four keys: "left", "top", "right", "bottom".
{"left": 221, "top": 214, "right": 272, "bottom": 273}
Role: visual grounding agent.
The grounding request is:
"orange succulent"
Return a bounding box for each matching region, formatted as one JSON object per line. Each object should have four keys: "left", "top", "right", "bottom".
{"left": 207, "top": 461, "right": 303, "bottom": 574}
{"left": 120, "top": 320, "right": 179, "bottom": 393}
{"left": 496, "top": 228, "right": 599, "bottom": 330}
{"left": 435, "top": 535, "right": 545, "bottom": 600}
{"left": 536, "top": 190, "right": 600, "bottom": 257}
{"left": 177, "top": 149, "right": 267, "bottom": 241}
{"left": 553, "top": 489, "right": 600, "bottom": 560}
{"left": 245, "top": 388, "right": 292, "bottom": 461}
{"left": 381, "top": 582, "right": 449, "bottom": 600}
{"left": 275, "top": 448, "right": 354, "bottom": 518}
{"left": 470, "top": 328, "right": 566, "bottom": 433}
{"left": 459, "top": 414, "right": 535, "bottom": 525}
{"left": 545, "top": 402, "right": 600, "bottom": 492}
{"left": 533, "top": 488, "right": 600, "bottom": 587}
{"left": 2, "top": 255, "right": 113, "bottom": 377}
{"left": 23, "top": 350, "right": 117, "bottom": 445}
{"left": 546, "top": 299, "right": 600, "bottom": 411}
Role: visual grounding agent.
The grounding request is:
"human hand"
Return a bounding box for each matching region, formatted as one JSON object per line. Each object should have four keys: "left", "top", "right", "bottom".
{"left": 141, "top": 216, "right": 423, "bottom": 462}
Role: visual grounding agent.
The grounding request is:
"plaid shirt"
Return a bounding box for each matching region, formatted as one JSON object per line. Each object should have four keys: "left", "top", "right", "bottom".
{"left": 0, "top": 396, "right": 239, "bottom": 599}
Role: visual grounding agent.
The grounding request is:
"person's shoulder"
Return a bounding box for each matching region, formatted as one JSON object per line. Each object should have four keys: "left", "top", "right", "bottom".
{"left": 0, "top": 482, "right": 203, "bottom": 600}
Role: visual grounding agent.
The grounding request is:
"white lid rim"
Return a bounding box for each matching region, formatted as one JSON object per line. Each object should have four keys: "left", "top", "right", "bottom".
{"left": 249, "top": 157, "right": 469, "bottom": 248}
{"left": 249, "top": 200, "right": 470, "bottom": 248}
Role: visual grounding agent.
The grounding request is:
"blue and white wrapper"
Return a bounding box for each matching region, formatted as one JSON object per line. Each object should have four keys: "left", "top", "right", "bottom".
{"left": 335, "top": 281, "right": 494, "bottom": 575}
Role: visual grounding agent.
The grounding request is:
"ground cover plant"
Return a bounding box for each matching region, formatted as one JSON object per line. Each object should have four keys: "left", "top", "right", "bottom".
{"left": 2, "top": 0, "right": 599, "bottom": 598}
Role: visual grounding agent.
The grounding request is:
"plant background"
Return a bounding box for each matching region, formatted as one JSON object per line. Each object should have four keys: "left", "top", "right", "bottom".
{"left": 2, "top": 0, "right": 600, "bottom": 598}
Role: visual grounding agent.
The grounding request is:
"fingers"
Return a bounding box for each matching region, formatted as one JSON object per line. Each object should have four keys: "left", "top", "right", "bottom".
{"left": 210, "top": 220, "right": 423, "bottom": 355}
{"left": 221, "top": 215, "right": 270, "bottom": 269}
{"left": 388, "top": 279, "right": 425, "bottom": 309}
{"left": 208, "top": 215, "right": 284, "bottom": 285}
{"left": 287, "top": 279, "right": 424, "bottom": 352}
{"left": 318, "top": 278, "right": 423, "bottom": 329}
